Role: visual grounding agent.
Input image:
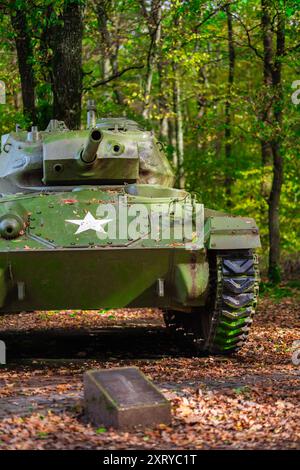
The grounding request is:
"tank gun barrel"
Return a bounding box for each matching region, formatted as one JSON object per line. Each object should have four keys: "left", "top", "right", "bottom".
{"left": 80, "top": 128, "right": 102, "bottom": 164}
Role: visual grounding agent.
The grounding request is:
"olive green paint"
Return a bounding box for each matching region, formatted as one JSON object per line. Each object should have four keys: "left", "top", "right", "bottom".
{"left": 0, "top": 117, "right": 261, "bottom": 314}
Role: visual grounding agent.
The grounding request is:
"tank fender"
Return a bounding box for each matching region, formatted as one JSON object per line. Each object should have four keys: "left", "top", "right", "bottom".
{"left": 205, "top": 216, "right": 261, "bottom": 250}
{"left": 174, "top": 261, "right": 209, "bottom": 305}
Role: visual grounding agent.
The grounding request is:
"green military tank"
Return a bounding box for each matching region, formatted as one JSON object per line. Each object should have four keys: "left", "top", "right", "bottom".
{"left": 0, "top": 101, "right": 260, "bottom": 354}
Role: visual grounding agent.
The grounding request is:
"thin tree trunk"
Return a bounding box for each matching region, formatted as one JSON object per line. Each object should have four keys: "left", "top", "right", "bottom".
{"left": 261, "top": 141, "right": 273, "bottom": 165}
{"left": 140, "top": 0, "right": 162, "bottom": 119}
{"left": 111, "top": 45, "right": 125, "bottom": 106}
{"left": 51, "top": 0, "right": 83, "bottom": 129}
{"left": 268, "top": 142, "right": 283, "bottom": 282}
{"left": 96, "top": 0, "right": 112, "bottom": 80}
{"left": 37, "top": 4, "right": 56, "bottom": 129}
{"left": 224, "top": 4, "right": 235, "bottom": 207}
{"left": 96, "top": 0, "right": 124, "bottom": 106}
{"left": 10, "top": 6, "right": 36, "bottom": 125}
{"left": 157, "top": 55, "right": 168, "bottom": 140}
{"left": 197, "top": 66, "right": 208, "bottom": 120}
{"left": 261, "top": 0, "right": 273, "bottom": 166}
{"left": 173, "top": 63, "right": 184, "bottom": 188}
{"left": 168, "top": 118, "right": 176, "bottom": 169}
{"left": 268, "top": 6, "right": 285, "bottom": 282}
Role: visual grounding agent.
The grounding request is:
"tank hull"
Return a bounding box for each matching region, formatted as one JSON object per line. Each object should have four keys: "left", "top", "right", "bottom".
{"left": 0, "top": 247, "right": 208, "bottom": 313}
{"left": 0, "top": 186, "right": 260, "bottom": 315}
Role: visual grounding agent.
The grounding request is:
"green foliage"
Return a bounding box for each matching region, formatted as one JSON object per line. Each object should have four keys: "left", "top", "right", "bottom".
{"left": 98, "top": 309, "right": 110, "bottom": 315}
{"left": 96, "top": 427, "right": 107, "bottom": 434}
{"left": 0, "top": 0, "right": 299, "bottom": 271}
{"left": 260, "top": 280, "right": 300, "bottom": 301}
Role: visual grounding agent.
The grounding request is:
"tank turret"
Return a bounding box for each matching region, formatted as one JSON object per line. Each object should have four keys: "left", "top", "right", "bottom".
{"left": 0, "top": 102, "right": 174, "bottom": 193}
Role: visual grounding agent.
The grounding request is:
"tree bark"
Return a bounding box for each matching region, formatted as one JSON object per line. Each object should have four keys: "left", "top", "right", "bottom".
{"left": 139, "top": 0, "right": 162, "bottom": 119}
{"left": 10, "top": 6, "right": 36, "bottom": 125}
{"left": 173, "top": 63, "right": 184, "bottom": 188}
{"left": 157, "top": 54, "right": 169, "bottom": 140}
{"left": 268, "top": 141, "right": 283, "bottom": 282}
{"left": 260, "top": 0, "right": 285, "bottom": 282}
{"left": 96, "top": 0, "right": 112, "bottom": 80}
{"left": 224, "top": 4, "right": 235, "bottom": 207}
{"left": 267, "top": 5, "right": 285, "bottom": 283}
{"left": 50, "top": 0, "right": 84, "bottom": 129}
{"left": 168, "top": 117, "right": 176, "bottom": 169}
{"left": 261, "top": 0, "right": 273, "bottom": 166}
{"left": 96, "top": 0, "right": 124, "bottom": 106}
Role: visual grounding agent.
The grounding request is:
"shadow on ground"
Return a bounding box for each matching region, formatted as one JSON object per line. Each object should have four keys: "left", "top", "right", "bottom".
{"left": 1, "top": 324, "right": 194, "bottom": 361}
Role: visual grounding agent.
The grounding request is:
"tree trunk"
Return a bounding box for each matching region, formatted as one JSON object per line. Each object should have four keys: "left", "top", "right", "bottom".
{"left": 261, "top": 141, "right": 273, "bottom": 166}
{"left": 268, "top": 141, "right": 283, "bottom": 282}
{"left": 157, "top": 54, "right": 169, "bottom": 140}
{"left": 96, "top": 0, "right": 124, "bottom": 106}
{"left": 167, "top": 118, "right": 176, "bottom": 169}
{"left": 10, "top": 6, "right": 36, "bottom": 125}
{"left": 96, "top": 0, "right": 112, "bottom": 80}
{"left": 224, "top": 4, "right": 235, "bottom": 207}
{"left": 51, "top": 0, "right": 84, "bottom": 129}
{"left": 267, "top": 6, "right": 285, "bottom": 283}
{"left": 173, "top": 63, "right": 184, "bottom": 188}
{"left": 140, "top": 0, "right": 162, "bottom": 119}
{"left": 261, "top": 0, "right": 273, "bottom": 166}
{"left": 111, "top": 44, "right": 125, "bottom": 106}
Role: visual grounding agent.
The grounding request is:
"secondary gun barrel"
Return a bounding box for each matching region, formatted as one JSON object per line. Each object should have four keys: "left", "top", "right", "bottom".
{"left": 81, "top": 128, "right": 102, "bottom": 164}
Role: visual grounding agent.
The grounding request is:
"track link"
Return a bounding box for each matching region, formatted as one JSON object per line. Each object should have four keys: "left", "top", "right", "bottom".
{"left": 207, "top": 250, "right": 259, "bottom": 353}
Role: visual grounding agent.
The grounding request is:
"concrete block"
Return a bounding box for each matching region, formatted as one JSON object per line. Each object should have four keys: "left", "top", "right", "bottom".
{"left": 84, "top": 366, "right": 171, "bottom": 429}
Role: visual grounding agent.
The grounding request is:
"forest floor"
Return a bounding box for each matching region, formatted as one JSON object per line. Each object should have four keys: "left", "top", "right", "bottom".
{"left": 0, "top": 286, "right": 299, "bottom": 450}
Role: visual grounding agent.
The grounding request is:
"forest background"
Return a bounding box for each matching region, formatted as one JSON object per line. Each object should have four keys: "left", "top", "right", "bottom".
{"left": 0, "top": 0, "right": 299, "bottom": 282}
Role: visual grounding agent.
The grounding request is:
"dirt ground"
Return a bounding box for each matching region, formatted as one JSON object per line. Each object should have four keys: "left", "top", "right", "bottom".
{"left": 0, "top": 294, "right": 299, "bottom": 450}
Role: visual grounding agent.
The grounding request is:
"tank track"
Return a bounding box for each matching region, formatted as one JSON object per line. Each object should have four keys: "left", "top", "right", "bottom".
{"left": 163, "top": 249, "right": 259, "bottom": 355}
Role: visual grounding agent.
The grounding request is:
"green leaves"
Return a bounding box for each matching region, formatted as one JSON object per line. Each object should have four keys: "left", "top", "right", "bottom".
{"left": 96, "top": 426, "right": 107, "bottom": 434}
{"left": 0, "top": 0, "right": 299, "bottom": 269}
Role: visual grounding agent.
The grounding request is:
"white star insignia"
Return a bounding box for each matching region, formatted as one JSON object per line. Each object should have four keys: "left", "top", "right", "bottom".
{"left": 66, "top": 211, "right": 112, "bottom": 235}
